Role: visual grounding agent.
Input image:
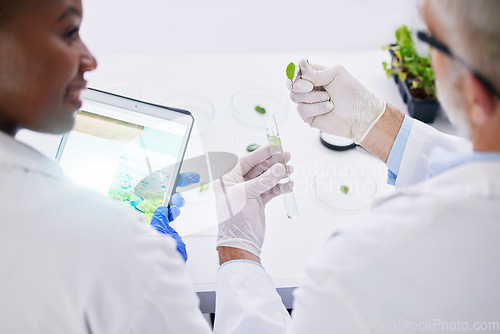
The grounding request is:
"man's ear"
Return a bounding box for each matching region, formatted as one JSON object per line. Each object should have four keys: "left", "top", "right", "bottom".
{"left": 465, "top": 73, "right": 495, "bottom": 125}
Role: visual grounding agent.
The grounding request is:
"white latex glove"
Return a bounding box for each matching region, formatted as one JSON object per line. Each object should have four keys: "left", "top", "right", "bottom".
{"left": 288, "top": 59, "right": 386, "bottom": 144}
{"left": 214, "top": 146, "right": 293, "bottom": 257}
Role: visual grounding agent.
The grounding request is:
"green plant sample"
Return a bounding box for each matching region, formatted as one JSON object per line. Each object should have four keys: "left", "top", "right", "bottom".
{"left": 286, "top": 62, "right": 296, "bottom": 82}
{"left": 200, "top": 182, "right": 210, "bottom": 192}
{"left": 340, "top": 185, "right": 349, "bottom": 195}
{"left": 255, "top": 105, "right": 266, "bottom": 115}
{"left": 268, "top": 135, "right": 281, "bottom": 146}
{"left": 382, "top": 25, "right": 436, "bottom": 99}
{"left": 246, "top": 144, "right": 260, "bottom": 152}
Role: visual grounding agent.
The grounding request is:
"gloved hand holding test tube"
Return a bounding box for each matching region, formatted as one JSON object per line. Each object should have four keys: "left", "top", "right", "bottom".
{"left": 263, "top": 114, "right": 299, "bottom": 219}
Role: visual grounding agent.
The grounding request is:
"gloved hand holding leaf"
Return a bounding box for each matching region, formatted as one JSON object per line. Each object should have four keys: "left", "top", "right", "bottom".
{"left": 288, "top": 59, "right": 386, "bottom": 144}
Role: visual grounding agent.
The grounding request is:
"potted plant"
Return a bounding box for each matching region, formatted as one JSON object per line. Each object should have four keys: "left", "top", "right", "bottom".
{"left": 383, "top": 25, "right": 440, "bottom": 123}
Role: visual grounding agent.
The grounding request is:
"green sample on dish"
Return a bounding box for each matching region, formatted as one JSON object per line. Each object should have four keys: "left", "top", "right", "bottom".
{"left": 200, "top": 183, "right": 210, "bottom": 192}
{"left": 246, "top": 144, "right": 260, "bottom": 152}
{"left": 254, "top": 105, "right": 266, "bottom": 115}
{"left": 341, "top": 185, "right": 349, "bottom": 194}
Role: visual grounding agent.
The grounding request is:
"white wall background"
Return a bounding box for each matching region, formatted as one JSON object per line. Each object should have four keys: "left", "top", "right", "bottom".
{"left": 81, "top": 0, "right": 420, "bottom": 55}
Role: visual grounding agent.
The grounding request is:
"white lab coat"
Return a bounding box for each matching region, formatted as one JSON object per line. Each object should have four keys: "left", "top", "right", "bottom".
{"left": 0, "top": 131, "right": 212, "bottom": 333}
{"left": 214, "top": 120, "right": 500, "bottom": 333}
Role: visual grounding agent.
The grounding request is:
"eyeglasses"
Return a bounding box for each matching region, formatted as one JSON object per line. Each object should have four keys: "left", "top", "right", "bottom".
{"left": 417, "top": 30, "right": 500, "bottom": 99}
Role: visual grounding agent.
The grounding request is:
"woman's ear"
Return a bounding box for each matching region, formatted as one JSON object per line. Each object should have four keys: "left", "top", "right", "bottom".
{"left": 465, "top": 73, "right": 495, "bottom": 125}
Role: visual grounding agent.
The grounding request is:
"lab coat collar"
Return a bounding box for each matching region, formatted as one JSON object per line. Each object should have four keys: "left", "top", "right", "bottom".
{"left": 0, "top": 130, "right": 65, "bottom": 181}
{"left": 428, "top": 147, "right": 500, "bottom": 179}
{"left": 415, "top": 159, "right": 500, "bottom": 200}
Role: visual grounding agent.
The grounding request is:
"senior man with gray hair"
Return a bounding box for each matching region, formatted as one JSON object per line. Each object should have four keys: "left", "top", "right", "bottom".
{"left": 213, "top": 0, "right": 500, "bottom": 332}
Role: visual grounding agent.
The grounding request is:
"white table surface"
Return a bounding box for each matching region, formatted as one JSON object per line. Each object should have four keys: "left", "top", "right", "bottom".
{"left": 17, "top": 50, "right": 456, "bottom": 312}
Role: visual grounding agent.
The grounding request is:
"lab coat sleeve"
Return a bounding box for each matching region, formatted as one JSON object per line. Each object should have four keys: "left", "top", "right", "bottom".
{"left": 126, "top": 241, "right": 213, "bottom": 334}
{"left": 286, "top": 266, "right": 370, "bottom": 334}
{"left": 386, "top": 116, "right": 414, "bottom": 185}
{"left": 286, "top": 199, "right": 429, "bottom": 334}
{"left": 214, "top": 261, "right": 291, "bottom": 334}
{"left": 394, "top": 119, "right": 471, "bottom": 188}
{"left": 284, "top": 225, "right": 384, "bottom": 334}
{"left": 85, "top": 220, "right": 212, "bottom": 334}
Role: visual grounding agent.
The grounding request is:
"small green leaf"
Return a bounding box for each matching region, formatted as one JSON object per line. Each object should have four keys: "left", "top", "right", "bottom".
{"left": 340, "top": 185, "right": 349, "bottom": 194}
{"left": 200, "top": 183, "right": 210, "bottom": 192}
{"left": 394, "top": 50, "right": 401, "bottom": 60}
{"left": 254, "top": 105, "right": 266, "bottom": 115}
{"left": 246, "top": 144, "right": 260, "bottom": 152}
{"left": 286, "top": 62, "right": 296, "bottom": 82}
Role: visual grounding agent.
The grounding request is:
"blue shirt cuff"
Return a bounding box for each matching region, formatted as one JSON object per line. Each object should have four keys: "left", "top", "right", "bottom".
{"left": 219, "top": 259, "right": 265, "bottom": 271}
{"left": 386, "top": 116, "right": 414, "bottom": 185}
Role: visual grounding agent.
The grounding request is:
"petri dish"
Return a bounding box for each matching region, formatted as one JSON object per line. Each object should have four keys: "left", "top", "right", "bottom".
{"left": 314, "top": 171, "right": 377, "bottom": 212}
{"left": 231, "top": 87, "right": 289, "bottom": 128}
{"left": 233, "top": 130, "right": 268, "bottom": 156}
{"left": 162, "top": 94, "right": 215, "bottom": 134}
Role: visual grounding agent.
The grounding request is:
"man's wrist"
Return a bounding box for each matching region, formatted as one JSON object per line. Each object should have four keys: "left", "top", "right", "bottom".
{"left": 360, "top": 104, "right": 405, "bottom": 163}
{"left": 218, "top": 246, "right": 261, "bottom": 265}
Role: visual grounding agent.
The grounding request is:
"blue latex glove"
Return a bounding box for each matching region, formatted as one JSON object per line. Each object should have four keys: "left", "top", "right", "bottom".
{"left": 150, "top": 172, "right": 200, "bottom": 262}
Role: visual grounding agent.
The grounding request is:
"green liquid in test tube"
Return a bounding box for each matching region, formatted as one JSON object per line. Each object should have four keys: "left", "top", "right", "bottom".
{"left": 263, "top": 114, "right": 299, "bottom": 219}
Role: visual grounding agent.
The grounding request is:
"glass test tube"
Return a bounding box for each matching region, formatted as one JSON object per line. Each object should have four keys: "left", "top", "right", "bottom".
{"left": 263, "top": 114, "right": 299, "bottom": 219}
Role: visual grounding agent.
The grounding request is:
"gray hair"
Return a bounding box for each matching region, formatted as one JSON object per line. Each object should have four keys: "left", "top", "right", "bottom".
{"left": 430, "top": 0, "right": 500, "bottom": 91}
